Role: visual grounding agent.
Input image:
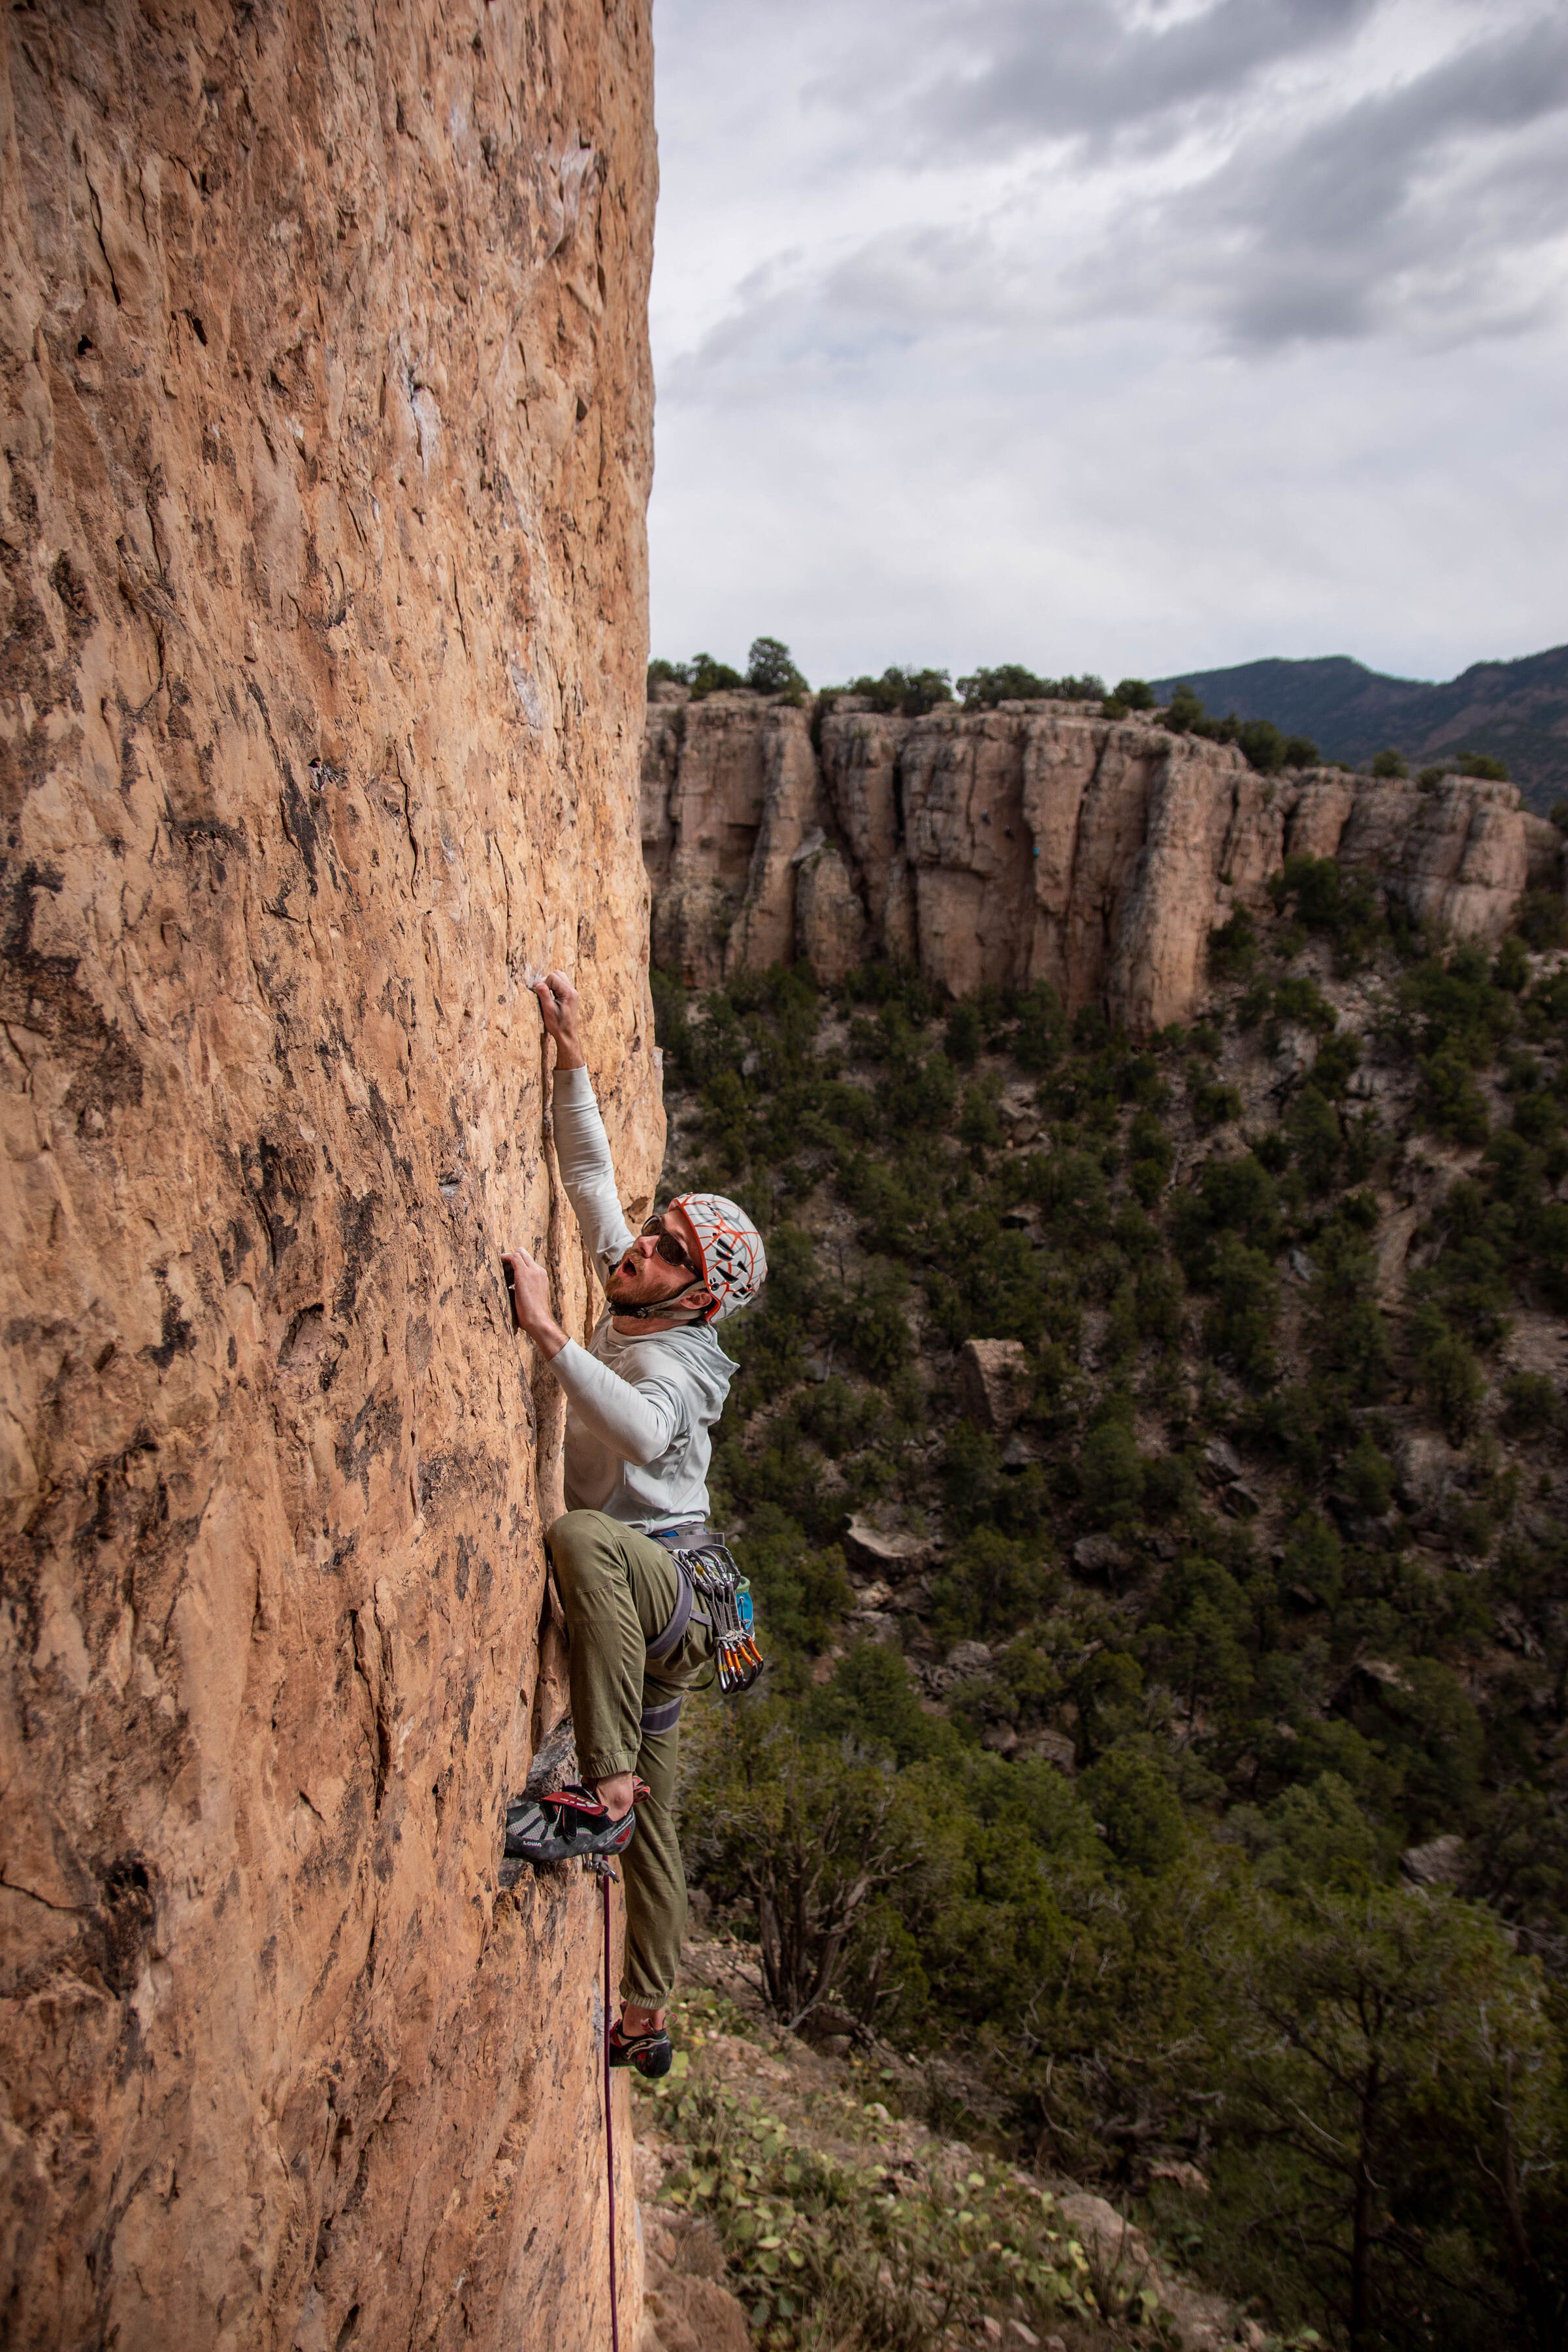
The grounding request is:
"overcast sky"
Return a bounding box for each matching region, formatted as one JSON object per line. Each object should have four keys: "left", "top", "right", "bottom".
{"left": 645, "top": 0, "right": 1568, "bottom": 691}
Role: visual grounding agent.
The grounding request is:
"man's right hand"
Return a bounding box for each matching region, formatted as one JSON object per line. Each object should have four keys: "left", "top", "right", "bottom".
{"left": 534, "top": 970, "right": 585, "bottom": 1070}
{"left": 502, "top": 1247, "right": 567, "bottom": 1358}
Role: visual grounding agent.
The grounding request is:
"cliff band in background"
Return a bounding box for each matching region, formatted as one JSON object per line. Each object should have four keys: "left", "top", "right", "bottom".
{"left": 0, "top": 5, "right": 661, "bottom": 2347}
{"left": 644, "top": 688, "right": 1565, "bottom": 1029}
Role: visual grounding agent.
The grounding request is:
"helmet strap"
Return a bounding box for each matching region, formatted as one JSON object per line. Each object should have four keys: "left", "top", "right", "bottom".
{"left": 609, "top": 1282, "right": 712, "bottom": 1327}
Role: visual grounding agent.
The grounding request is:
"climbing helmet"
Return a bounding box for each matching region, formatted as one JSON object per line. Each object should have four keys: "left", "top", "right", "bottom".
{"left": 668, "top": 1193, "right": 766, "bottom": 1322}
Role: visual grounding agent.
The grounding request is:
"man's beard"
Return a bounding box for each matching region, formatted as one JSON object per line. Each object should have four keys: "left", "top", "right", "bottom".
{"left": 606, "top": 1260, "right": 688, "bottom": 1314}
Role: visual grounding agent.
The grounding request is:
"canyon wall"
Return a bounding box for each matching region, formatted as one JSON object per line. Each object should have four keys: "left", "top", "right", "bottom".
{"left": 644, "top": 690, "right": 1563, "bottom": 1028}
{"left": 1, "top": 7, "right": 658, "bottom": 2348}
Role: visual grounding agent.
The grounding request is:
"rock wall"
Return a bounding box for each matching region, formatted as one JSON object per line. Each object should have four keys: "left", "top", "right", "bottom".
{"left": 643, "top": 691, "right": 1563, "bottom": 1028}
{"left": 0, "top": 7, "right": 658, "bottom": 2349}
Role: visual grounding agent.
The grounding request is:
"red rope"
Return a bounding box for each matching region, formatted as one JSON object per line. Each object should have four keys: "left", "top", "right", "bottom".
{"left": 602, "top": 1869, "right": 621, "bottom": 2352}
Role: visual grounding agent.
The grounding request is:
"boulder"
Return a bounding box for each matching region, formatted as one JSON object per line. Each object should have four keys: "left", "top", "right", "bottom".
{"left": 1394, "top": 1431, "right": 1457, "bottom": 1511}
{"left": 1022, "top": 1729, "right": 1078, "bottom": 1776}
{"left": 639, "top": 2213, "right": 751, "bottom": 2352}
{"left": 1400, "top": 1834, "right": 1466, "bottom": 1887}
{"left": 844, "top": 1514, "right": 936, "bottom": 1576}
{"left": 1073, "top": 1533, "right": 1130, "bottom": 1579}
{"left": 959, "top": 1337, "right": 1034, "bottom": 1433}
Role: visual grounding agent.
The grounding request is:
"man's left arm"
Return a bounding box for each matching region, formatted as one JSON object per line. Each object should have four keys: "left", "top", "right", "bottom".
{"left": 533, "top": 970, "right": 635, "bottom": 1278}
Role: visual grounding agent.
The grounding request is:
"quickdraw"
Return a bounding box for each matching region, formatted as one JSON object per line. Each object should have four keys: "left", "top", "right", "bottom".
{"left": 674, "top": 1541, "right": 764, "bottom": 1693}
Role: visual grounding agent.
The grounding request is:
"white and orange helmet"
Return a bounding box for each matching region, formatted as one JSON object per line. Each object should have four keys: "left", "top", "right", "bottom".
{"left": 671, "top": 1192, "right": 766, "bottom": 1323}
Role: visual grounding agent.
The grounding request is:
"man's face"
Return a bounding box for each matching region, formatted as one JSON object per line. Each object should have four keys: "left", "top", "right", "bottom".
{"left": 606, "top": 1206, "right": 711, "bottom": 1316}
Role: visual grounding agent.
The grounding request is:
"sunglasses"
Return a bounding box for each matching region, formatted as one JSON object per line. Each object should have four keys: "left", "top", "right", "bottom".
{"left": 640, "top": 1215, "right": 703, "bottom": 1283}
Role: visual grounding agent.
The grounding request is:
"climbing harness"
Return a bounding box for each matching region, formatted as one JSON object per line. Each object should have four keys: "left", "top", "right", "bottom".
{"left": 647, "top": 1525, "right": 765, "bottom": 1697}
{"left": 502, "top": 1778, "right": 647, "bottom": 1865}
{"left": 589, "top": 1856, "right": 623, "bottom": 2352}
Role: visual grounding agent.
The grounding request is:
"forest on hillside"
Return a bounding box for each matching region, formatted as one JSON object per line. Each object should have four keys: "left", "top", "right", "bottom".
{"left": 647, "top": 866, "right": 1568, "bottom": 2352}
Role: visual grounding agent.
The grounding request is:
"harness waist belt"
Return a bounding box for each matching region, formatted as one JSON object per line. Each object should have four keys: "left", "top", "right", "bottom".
{"left": 644, "top": 1522, "right": 714, "bottom": 1663}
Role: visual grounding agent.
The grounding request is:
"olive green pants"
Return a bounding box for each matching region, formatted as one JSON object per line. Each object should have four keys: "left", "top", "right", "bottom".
{"left": 546, "top": 1509, "right": 712, "bottom": 2010}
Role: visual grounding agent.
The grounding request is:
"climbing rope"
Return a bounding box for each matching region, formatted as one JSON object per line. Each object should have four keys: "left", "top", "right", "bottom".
{"left": 593, "top": 1859, "right": 621, "bottom": 2352}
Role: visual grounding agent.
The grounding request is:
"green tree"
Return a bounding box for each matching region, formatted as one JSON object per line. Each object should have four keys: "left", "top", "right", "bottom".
{"left": 1203, "top": 1235, "right": 1280, "bottom": 1380}
{"left": 1211, "top": 1886, "right": 1560, "bottom": 2351}
{"left": 1411, "top": 1303, "right": 1486, "bottom": 1442}
{"left": 746, "top": 634, "right": 808, "bottom": 695}
{"left": 684, "top": 1706, "right": 958, "bottom": 2029}
{"left": 1080, "top": 1748, "right": 1184, "bottom": 1873}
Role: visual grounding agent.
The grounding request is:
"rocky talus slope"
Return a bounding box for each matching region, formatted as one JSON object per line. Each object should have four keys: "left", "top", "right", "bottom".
{"left": 0, "top": 7, "right": 657, "bottom": 2347}
{"left": 642, "top": 689, "right": 1562, "bottom": 1029}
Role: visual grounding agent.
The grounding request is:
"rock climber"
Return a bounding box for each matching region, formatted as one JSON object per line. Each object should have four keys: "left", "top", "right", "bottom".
{"left": 500, "top": 970, "right": 766, "bottom": 2080}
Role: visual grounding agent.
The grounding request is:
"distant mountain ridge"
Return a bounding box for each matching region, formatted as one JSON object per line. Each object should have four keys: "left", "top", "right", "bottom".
{"left": 1151, "top": 645, "right": 1568, "bottom": 814}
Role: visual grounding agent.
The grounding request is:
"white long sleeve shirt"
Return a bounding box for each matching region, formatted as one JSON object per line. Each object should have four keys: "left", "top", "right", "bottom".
{"left": 549, "top": 1065, "right": 735, "bottom": 1529}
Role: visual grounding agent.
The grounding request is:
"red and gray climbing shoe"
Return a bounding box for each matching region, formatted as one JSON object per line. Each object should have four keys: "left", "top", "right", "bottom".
{"left": 504, "top": 1779, "right": 648, "bottom": 1865}
{"left": 609, "top": 2019, "right": 674, "bottom": 2079}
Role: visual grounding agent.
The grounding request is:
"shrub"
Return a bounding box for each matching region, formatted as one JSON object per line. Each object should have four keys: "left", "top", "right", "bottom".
{"left": 1370, "top": 748, "right": 1408, "bottom": 778}
{"left": 1080, "top": 1416, "right": 1144, "bottom": 1523}
{"left": 1193, "top": 1079, "right": 1243, "bottom": 1131}
{"left": 1286, "top": 1085, "right": 1342, "bottom": 1195}
{"left": 1340, "top": 1429, "right": 1395, "bottom": 1515}
{"left": 1500, "top": 1371, "right": 1558, "bottom": 1439}
{"left": 830, "top": 1261, "right": 913, "bottom": 1379}
{"left": 1237, "top": 718, "right": 1288, "bottom": 776}
{"left": 841, "top": 664, "right": 954, "bottom": 716}
{"left": 688, "top": 651, "right": 746, "bottom": 696}
{"left": 1460, "top": 753, "right": 1509, "bottom": 781}
{"left": 1518, "top": 892, "right": 1566, "bottom": 951}
{"left": 957, "top": 664, "right": 1103, "bottom": 708}
{"left": 944, "top": 999, "right": 983, "bottom": 1068}
{"left": 1418, "top": 764, "right": 1447, "bottom": 789}
{"left": 958, "top": 1076, "right": 1005, "bottom": 1150}
{"left": 1209, "top": 906, "right": 1258, "bottom": 981}
{"left": 1013, "top": 979, "right": 1067, "bottom": 1072}
{"left": 1283, "top": 734, "right": 1319, "bottom": 768}
{"left": 1113, "top": 677, "right": 1156, "bottom": 710}
{"left": 1163, "top": 683, "right": 1206, "bottom": 734}
{"left": 1417, "top": 1048, "right": 1489, "bottom": 1145}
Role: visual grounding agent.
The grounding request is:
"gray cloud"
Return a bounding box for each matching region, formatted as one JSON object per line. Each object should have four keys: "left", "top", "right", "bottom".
{"left": 1128, "top": 10, "right": 1568, "bottom": 346}
{"left": 900, "top": 0, "right": 1382, "bottom": 153}
{"left": 647, "top": 0, "right": 1568, "bottom": 686}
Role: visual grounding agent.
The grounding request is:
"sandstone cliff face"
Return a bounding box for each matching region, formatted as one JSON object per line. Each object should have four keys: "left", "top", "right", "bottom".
{"left": 642, "top": 694, "right": 1562, "bottom": 1027}
{"left": 1, "top": 7, "right": 657, "bottom": 2348}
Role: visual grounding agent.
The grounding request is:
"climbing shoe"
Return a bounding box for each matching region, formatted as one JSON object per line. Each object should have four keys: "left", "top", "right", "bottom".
{"left": 609, "top": 2019, "right": 674, "bottom": 2079}
{"left": 504, "top": 1779, "right": 647, "bottom": 1866}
